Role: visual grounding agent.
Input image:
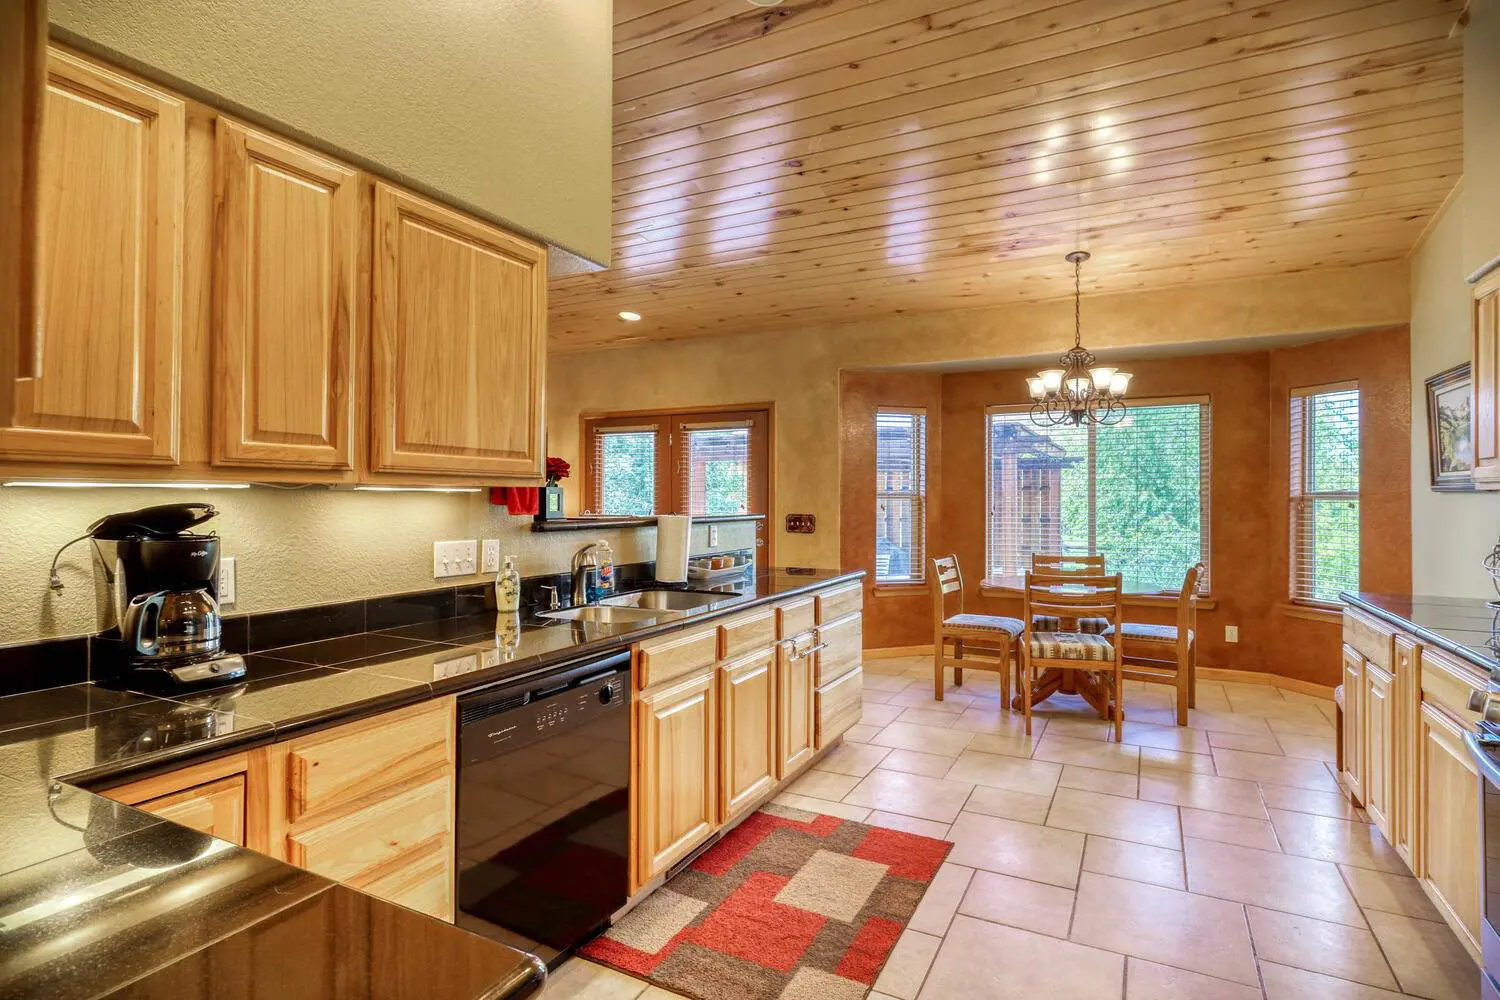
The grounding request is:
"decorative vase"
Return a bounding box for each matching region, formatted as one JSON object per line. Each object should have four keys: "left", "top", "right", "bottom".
{"left": 535, "top": 485, "right": 565, "bottom": 522}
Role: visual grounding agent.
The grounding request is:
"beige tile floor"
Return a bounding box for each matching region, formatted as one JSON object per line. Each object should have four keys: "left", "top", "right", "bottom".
{"left": 547, "top": 657, "right": 1478, "bottom": 1000}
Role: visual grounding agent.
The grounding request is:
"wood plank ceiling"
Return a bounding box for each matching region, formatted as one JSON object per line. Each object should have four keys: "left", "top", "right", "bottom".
{"left": 548, "top": 0, "right": 1464, "bottom": 352}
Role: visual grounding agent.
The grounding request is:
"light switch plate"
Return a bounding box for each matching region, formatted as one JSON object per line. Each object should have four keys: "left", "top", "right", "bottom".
{"left": 1224, "top": 625, "right": 1239, "bottom": 643}
{"left": 708, "top": 525, "right": 719, "bottom": 547}
{"left": 481, "top": 538, "right": 501, "bottom": 575}
{"left": 218, "top": 556, "right": 237, "bottom": 606}
{"left": 433, "top": 540, "right": 478, "bottom": 579}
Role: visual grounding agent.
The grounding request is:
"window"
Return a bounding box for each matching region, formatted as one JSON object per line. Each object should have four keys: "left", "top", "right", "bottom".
{"left": 680, "top": 421, "right": 751, "bottom": 515}
{"left": 1290, "top": 384, "right": 1360, "bottom": 604}
{"left": 875, "top": 408, "right": 927, "bottom": 583}
{"left": 985, "top": 400, "right": 1211, "bottom": 593}
{"left": 592, "top": 426, "right": 657, "bottom": 515}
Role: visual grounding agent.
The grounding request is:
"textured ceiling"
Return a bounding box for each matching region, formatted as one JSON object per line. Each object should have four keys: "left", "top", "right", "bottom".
{"left": 548, "top": 0, "right": 1464, "bottom": 351}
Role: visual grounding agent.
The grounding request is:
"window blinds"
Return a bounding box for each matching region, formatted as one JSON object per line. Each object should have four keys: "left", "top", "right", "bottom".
{"left": 678, "top": 420, "right": 751, "bottom": 515}
{"left": 875, "top": 408, "right": 927, "bottom": 583}
{"left": 1289, "top": 385, "right": 1360, "bottom": 605}
{"left": 985, "top": 401, "right": 1211, "bottom": 594}
{"left": 592, "top": 425, "right": 657, "bottom": 515}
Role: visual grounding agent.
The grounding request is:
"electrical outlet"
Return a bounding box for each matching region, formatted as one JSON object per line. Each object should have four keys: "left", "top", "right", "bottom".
{"left": 708, "top": 524, "right": 719, "bottom": 547}
{"left": 433, "top": 539, "right": 478, "bottom": 579}
{"left": 481, "top": 538, "right": 501, "bottom": 575}
{"left": 1225, "top": 625, "right": 1239, "bottom": 643}
{"left": 218, "top": 556, "right": 237, "bottom": 606}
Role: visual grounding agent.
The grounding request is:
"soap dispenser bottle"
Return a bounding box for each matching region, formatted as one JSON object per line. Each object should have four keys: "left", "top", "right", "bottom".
{"left": 496, "top": 555, "right": 521, "bottom": 613}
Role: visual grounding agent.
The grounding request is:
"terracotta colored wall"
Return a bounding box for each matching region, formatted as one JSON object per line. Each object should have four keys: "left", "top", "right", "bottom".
{"left": 837, "top": 327, "right": 1412, "bottom": 687}
{"left": 1265, "top": 328, "right": 1412, "bottom": 685}
{"left": 839, "top": 372, "right": 944, "bottom": 649}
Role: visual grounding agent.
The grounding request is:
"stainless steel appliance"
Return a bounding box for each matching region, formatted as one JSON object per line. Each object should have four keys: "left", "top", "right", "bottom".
{"left": 89, "top": 503, "right": 245, "bottom": 689}
{"left": 455, "top": 650, "right": 630, "bottom": 966}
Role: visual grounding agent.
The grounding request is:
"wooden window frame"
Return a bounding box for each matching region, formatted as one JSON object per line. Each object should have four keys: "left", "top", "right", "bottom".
{"left": 982, "top": 395, "right": 1213, "bottom": 595}
{"left": 1289, "top": 380, "right": 1360, "bottom": 609}
{"left": 874, "top": 406, "right": 928, "bottom": 585}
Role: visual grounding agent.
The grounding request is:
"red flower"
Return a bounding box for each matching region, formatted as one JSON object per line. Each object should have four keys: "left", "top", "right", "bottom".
{"left": 546, "top": 456, "right": 571, "bottom": 483}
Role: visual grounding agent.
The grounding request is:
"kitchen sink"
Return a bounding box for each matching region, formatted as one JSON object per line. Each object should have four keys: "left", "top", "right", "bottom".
{"left": 600, "top": 589, "right": 737, "bottom": 611}
{"left": 537, "top": 604, "right": 670, "bottom": 624}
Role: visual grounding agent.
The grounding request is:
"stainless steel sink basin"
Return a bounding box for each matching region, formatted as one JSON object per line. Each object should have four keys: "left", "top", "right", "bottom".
{"left": 537, "top": 605, "right": 672, "bottom": 624}
{"left": 600, "top": 589, "right": 737, "bottom": 611}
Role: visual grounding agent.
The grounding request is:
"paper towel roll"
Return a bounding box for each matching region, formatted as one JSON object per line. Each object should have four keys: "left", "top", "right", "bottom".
{"left": 655, "top": 515, "right": 691, "bottom": 583}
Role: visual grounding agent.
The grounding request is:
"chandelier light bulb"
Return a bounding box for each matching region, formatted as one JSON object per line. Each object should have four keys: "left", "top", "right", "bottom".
{"left": 1027, "top": 377, "right": 1046, "bottom": 400}
{"left": 1089, "top": 366, "right": 1117, "bottom": 391}
{"left": 1038, "top": 369, "right": 1065, "bottom": 393}
{"left": 1109, "top": 371, "right": 1133, "bottom": 396}
{"left": 1027, "top": 251, "right": 1129, "bottom": 427}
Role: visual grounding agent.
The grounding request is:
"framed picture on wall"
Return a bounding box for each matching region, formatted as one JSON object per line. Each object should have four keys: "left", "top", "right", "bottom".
{"left": 1426, "top": 362, "right": 1475, "bottom": 491}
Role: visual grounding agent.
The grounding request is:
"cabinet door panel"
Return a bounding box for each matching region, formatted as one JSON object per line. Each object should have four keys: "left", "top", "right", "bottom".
{"left": 0, "top": 49, "right": 183, "bottom": 463}
{"left": 137, "top": 775, "right": 246, "bottom": 846}
{"left": 1418, "top": 702, "right": 1480, "bottom": 953}
{"left": 638, "top": 671, "right": 717, "bottom": 881}
{"left": 778, "top": 642, "right": 815, "bottom": 777}
{"left": 1475, "top": 272, "right": 1500, "bottom": 485}
{"left": 720, "top": 649, "right": 776, "bottom": 822}
{"left": 1363, "top": 663, "right": 1392, "bottom": 838}
{"left": 213, "top": 118, "right": 357, "bottom": 469}
{"left": 1342, "top": 644, "right": 1365, "bottom": 804}
{"left": 371, "top": 183, "right": 545, "bottom": 478}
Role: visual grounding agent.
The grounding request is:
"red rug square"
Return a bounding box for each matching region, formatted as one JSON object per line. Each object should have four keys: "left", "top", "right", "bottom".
{"left": 686, "top": 871, "right": 825, "bottom": 973}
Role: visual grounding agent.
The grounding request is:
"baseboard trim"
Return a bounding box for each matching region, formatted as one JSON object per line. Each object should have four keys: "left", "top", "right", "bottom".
{"left": 1197, "top": 667, "right": 1336, "bottom": 700}
{"left": 863, "top": 644, "right": 933, "bottom": 659}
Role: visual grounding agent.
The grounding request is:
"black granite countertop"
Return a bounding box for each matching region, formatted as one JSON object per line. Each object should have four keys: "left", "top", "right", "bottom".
{"left": 1342, "top": 591, "right": 1500, "bottom": 671}
{"left": 0, "top": 566, "right": 861, "bottom": 1000}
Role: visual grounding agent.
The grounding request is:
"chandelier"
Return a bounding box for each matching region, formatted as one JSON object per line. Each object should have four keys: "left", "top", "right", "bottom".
{"left": 1027, "top": 251, "right": 1132, "bottom": 427}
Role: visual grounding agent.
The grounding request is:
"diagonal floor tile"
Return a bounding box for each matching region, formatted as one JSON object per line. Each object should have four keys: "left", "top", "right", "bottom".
{"left": 1124, "top": 957, "right": 1263, "bottom": 1000}
{"left": 811, "top": 741, "right": 892, "bottom": 778}
{"left": 944, "top": 749, "right": 1061, "bottom": 796}
{"left": 1267, "top": 809, "right": 1406, "bottom": 873}
{"left": 918, "top": 915, "right": 1124, "bottom": 1000}
{"left": 963, "top": 784, "right": 1053, "bottom": 825}
{"left": 870, "top": 722, "right": 976, "bottom": 757}
{"left": 785, "top": 769, "right": 862, "bottom": 800}
{"left": 906, "top": 862, "right": 974, "bottom": 937}
{"left": 1183, "top": 837, "right": 1364, "bottom": 926}
{"left": 867, "top": 811, "right": 951, "bottom": 839}
{"left": 859, "top": 703, "right": 906, "bottom": 727}
{"left": 1059, "top": 764, "right": 1139, "bottom": 798}
{"left": 1070, "top": 872, "right": 1258, "bottom": 986}
{"left": 872, "top": 928, "right": 942, "bottom": 1000}
{"left": 945, "top": 811, "right": 1085, "bottom": 888}
{"left": 1139, "top": 767, "right": 1267, "bottom": 819}
{"left": 1082, "top": 836, "right": 1186, "bottom": 890}
{"left": 894, "top": 708, "right": 960, "bottom": 729}
{"left": 1364, "top": 909, "right": 1479, "bottom": 1000}
{"left": 1211, "top": 748, "right": 1340, "bottom": 791}
{"left": 1139, "top": 746, "right": 1217, "bottom": 774}
{"left": 1247, "top": 905, "right": 1399, "bottom": 990}
{"left": 880, "top": 748, "right": 960, "bottom": 777}
{"left": 1046, "top": 786, "right": 1182, "bottom": 850}
{"left": 1258, "top": 783, "right": 1362, "bottom": 820}
{"left": 1337, "top": 865, "right": 1444, "bottom": 922}
{"left": 1034, "top": 734, "right": 1141, "bottom": 775}
{"left": 844, "top": 768, "right": 976, "bottom": 823}
{"left": 958, "top": 869, "right": 1077, "bottom": 938}
{"left": 1258, "top": 961, "right": 1406, "bottom": 1000}
{"left": 1179, "top": 807, "right": 1280, "bottom": 852}
{"left": 1118, "top": 721, "right": 1211, "bottom": 754}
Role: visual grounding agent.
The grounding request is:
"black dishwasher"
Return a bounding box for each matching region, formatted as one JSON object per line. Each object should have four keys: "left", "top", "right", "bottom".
{"left": 455, "top": 649, "right": 631, "bottom": 966}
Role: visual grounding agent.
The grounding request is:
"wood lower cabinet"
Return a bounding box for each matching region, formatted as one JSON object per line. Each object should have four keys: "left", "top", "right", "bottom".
{"left": 103, "top": 753, "right": 253, "bottom": 847}
{"left": 0, "top": 48, "right": 184, "bottom": 465}
{"left": 1362, "top": 661, "right": 1393, "bottom": 837}
{"left": 816, "top": 665, "right": 863, "bottom": 749}
{"left": 1417, "top": 701, "right": 1481, "bottom": 952}
{"left": 1341, "top": 644, "right": 1365, "bottom": 803}
{"left": 212, "top": 118, "right": 358, "bottom": 470}
{"left": 778, "top": 638, "right": 816, "bottom": 778}
{"left": 637, "top": 670, "right": 718, "bottom": 882}
{"left": 1473, "top": 267, "right": 1500, "bottom": 489}
{"left": 719, "top": 647, "right": 777, "bottom": 822}
{"left": 369, "top": 182, "right": 546, "bottom": 479}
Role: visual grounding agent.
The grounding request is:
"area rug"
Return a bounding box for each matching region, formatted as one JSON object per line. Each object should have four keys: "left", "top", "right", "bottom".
{"left": 579, "top": 803, "right": 952, "bottom": 1000}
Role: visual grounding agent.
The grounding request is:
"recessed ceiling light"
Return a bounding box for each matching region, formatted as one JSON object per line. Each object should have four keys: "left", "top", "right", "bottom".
{"left": 618, "top": 311, "right": 642, "bottom": 322}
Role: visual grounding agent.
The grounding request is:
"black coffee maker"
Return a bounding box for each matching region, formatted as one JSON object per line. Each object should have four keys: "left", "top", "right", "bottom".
{"left": 90, "top": 503, "right": 246, "bottom": 689}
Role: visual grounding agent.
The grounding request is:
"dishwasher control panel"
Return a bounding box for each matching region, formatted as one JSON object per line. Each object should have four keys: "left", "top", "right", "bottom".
{"left": 461, "top": 667, "right": 627, "bottom": 764}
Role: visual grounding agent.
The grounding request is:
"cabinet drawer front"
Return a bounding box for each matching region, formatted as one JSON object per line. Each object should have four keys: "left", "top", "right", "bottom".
{"left": 638, "top": 625, "right": 719, "bottom": 690}
{"left": 1343, "top": 609, "right": 1394, "bottom": 670}
{"left": 138, "top": 775, "right": 247, "bottom": 846}
{"left": 817, "top": 667, "right": 863, "bottom": 749}
{"left": 778, "top": 597, "right": 816, "bottom": 640}
{"left": 816, "top": 583, "right": 863, "bottom": 624}
{"left": 348, "top": 836, "right": 453, "bottom": 921}
{"left": 285, "top": 700, "right": 453, "bottom": 824}
{"left": 815, "top": 613, "right": 862, "bottom": 686}
{"left": 286, "top": 776, "right": 452, "bottom": 884}
{"left": 1421, "top": 645, "right": 1486, "bottom": 727}
{"left": 718, "top": 606, "right": 777, "bottom": 661}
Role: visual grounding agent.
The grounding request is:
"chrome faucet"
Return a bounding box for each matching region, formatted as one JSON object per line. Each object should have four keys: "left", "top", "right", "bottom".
{"left": 572, "top": 542, "right": 603, "bottom": 606}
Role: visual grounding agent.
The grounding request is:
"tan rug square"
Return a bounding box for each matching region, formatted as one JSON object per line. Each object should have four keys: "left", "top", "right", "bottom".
{"left": 774, "top": 849, "right": 889, "bottom": 922}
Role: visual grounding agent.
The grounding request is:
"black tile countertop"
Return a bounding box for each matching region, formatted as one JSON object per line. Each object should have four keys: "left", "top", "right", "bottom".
{"left": 1342, "top": 591, "right": 1500, "bottom": 671}
{"left": 0, "top": 566, "right": 861, "bottom": 1000}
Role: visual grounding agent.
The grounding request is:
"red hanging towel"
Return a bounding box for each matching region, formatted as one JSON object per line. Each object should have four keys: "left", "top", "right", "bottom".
{"left": 489, "top": 486, "right": 540, "bottom": 515}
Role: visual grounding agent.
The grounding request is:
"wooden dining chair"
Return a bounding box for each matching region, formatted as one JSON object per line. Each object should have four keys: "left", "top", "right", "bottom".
{"left": 1101, "top": 562, "right": 1204, "bottom": 727}
{"left": 930, "top": 554, "right": 1022, "bottom": 706}
{"left": 1029, "top": 553, "right": 1110, "bottom": 634}
{"left": 1020, "top": 572, "right": 1125, "bottom": 739}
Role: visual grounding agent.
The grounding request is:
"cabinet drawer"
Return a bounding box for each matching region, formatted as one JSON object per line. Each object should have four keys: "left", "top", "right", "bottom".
{"left": 816, "top": 667, "right": 863, "bottom": 749}
{"left": 815, "top": 613, "right": 861, "bottom": 686}
{"left": 285, "top": 699, "right": 453, "bottom": 825}
{"left": 778, "top": 596, "right": 816, "bottom": 640}
{"left": 137, "top": 775, "right": 247, "bottom": 846}
{"left": 1343, "top": 609, "right": 1395, "bottom": 670}
{"left": 815, "top": 582, "right": 863, "bottom": 624}
{"left": 638, "top": 625, "right": 719, "bottom": 689}
{"left": 1421, "top": 645, "right": 1486, "bottom": 727}
{"left": 348, "top": 836, "right": 453, "bottom": 921}
{"left": 286, "top": 776, "right": 452, "bottom": 884}
{"left": 718, "top": 606, "right": 777, "bottom": 661}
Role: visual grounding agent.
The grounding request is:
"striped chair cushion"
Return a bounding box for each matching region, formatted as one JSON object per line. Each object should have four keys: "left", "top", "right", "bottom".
{"left": 1031, "top": 615, "right": 1110, "bottom": 635}
{"left": 1101, "top": 623, "right": 1194, "bottom": 645}
{"left": 945, "top": 613, "right": 1024, "bottom": 636}
{"left": 1028, "top": 632, "right": 1114, "bottom": 661}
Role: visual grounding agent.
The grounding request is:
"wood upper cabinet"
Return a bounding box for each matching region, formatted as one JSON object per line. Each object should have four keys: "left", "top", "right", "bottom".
{"left": 719, "top": 647, "right": 777, "bottom": 823}
{"left": 212, "top": 118, "right": 358, "bottom": 469}
{"left": 1474, "top": 268, "right": 1500, "bottom": 489}
{"left": 637, "top": 670, "right": 718, "bottom": 882}
{"left": 0, "top": 48, "right": 184, "bottom": 464}
{"left": 1417, "top": 701, "right": 1481, "bottom": 953}
{"left": 1362, "top": 661, "right": 1393, "bottom": 839}
{"left": 1341, "top": 644, "right": 1365, "bottom": 804}
{"left": 370, "top": 182, "right": 546, "bottom": 479}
